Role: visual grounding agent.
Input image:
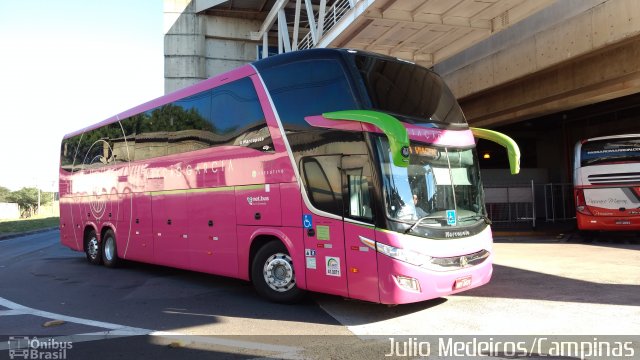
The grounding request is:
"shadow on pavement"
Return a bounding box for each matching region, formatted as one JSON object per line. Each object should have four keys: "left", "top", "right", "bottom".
{"left": 459, "top": 264, "right": 640, "bottom": 307}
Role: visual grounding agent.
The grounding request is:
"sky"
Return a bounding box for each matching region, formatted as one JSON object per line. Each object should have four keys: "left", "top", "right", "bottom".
{"left": 0, "top": 0, "right": 164, "bottom": 191}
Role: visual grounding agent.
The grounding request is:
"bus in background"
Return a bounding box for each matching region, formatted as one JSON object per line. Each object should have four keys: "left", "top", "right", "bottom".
{"left": 574, "top": 134, "right": 640, "bottom": 232}
{"left": 59, "top": 48, "right": 519, "bottom": 304}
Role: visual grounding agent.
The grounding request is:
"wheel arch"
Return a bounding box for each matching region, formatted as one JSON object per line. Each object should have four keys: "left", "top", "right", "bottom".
{"left": 100, "top": 223, "right": 116, "bottom": 240}
{"left": 82, "top": 223, "right": 99, "bottom": 250}
{"left": 248, "top": 235, "right": 281, "bottom": 282}
{"left": 239, "top": 227, "right": 306, "bottom": 290}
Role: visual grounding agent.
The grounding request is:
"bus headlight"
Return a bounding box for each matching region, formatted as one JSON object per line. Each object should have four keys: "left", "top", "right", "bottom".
{"left": 393, "top": 275, "right": 421, "bottom": 292}
{"left": 375, "top": 242, "right": 430, "bottom": 267}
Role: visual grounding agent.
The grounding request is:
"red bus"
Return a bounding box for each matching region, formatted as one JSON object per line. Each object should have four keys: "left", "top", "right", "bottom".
{"left": 60, "top": 49, "right": 519, "bottom": 304}
{"left": 574, "top": 134, "right": 640, "bottom": 232}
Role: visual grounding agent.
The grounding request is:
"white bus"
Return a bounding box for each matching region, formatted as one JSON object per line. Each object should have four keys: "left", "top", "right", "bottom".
{"left": 573, "top": 134, "right": 640, "bottom": 232}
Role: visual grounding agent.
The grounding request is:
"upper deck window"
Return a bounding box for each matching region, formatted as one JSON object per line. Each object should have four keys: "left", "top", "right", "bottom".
{"left": 353, "top": 54, "right": 466, "bottom": 127}
{"left": 60, "top": 77, "right": 273, "bottom": 172}
{"left": 258, "top": 58, "right": 358, "bottom": 131}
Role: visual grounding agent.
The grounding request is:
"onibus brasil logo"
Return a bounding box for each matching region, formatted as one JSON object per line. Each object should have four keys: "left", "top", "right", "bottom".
{"left": 8, "top": 336, "right": 72, "bottom": 359}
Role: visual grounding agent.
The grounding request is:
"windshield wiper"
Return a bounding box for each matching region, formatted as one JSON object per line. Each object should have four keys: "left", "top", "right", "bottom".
{"left": 459, "top": 214, "right": 492, "bottom": 225}
{"left": 404, "top": 215, "right": 446, "bottom": 234}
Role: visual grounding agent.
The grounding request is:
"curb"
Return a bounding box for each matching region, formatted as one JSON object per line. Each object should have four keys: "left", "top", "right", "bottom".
{"left": 0, "top": 227, "right": 59, "bottom": 241}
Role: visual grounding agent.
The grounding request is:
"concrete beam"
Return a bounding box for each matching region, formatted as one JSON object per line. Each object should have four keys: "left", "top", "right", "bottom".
{"left": 195, "top": 0, "right": 229, "bottom": 13}
{"left": 439, "top": 0, "right": 640, "bottom": 99}
{"left": 205, "top": 16, "right": 262, "bottom": 41}
{"left": 460, "top": 35, "right": 640, "bottom": 128}
{"left": 250, "top": 0, "right": 289, "bottom": 41}
{"left": 364, "top": 9, "right": 491, "bottom": 30}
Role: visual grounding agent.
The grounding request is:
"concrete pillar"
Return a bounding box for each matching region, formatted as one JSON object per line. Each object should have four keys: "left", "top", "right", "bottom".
{"left": 203, "top": 16, "right": 262, "bottom": 78}
{"left": 164, "top": 1, "right": 262, "bottom": 94}
{"left": 164, "top": 0, "right": 206, "bottom": 93}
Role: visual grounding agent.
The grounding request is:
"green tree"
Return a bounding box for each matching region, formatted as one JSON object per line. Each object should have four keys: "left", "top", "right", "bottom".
{"left": 0, "top": 186, "right": 10, "bottom": 202}
{"left": 7, "top": 187, "right": 51, "bottom": 218}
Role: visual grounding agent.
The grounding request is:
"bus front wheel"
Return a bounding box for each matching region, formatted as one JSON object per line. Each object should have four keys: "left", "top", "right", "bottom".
{"left": 84, "top": 228, "right": 102, "bottom": 265}
{"left": 251, "top": 241, "right": 304, "bottom": 303}
{"left": 101, "top": 229, "right": 120, "bottom": 268}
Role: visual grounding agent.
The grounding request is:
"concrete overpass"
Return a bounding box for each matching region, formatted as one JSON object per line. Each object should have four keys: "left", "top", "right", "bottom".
{"left": 165, "top": 0, "right": 640, "bottom": 186}
{"left": 165, "top": 0, "right": 640, "bottom": 128}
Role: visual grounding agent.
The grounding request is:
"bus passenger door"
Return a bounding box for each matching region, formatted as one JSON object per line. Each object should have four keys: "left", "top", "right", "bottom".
{"left": 300, "top": 155, "right": 348, "bottom": 297}
{"left": 341, "top": 155, "right": 380, "bottom": 303}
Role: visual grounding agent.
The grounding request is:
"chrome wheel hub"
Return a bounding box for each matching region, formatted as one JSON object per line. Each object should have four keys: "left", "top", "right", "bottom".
{"left": 104, "top": 236, "right": 115, "bottom": 261}
{"left": 87, "top": 237, "right": 99, "bottom": 259}
{"left": 263, "top": 253, "right": 295, "bottom": 292}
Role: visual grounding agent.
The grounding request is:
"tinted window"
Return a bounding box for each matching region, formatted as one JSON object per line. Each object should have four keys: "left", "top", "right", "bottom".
{"left": 61, "top": 77, "right": 272, "bottom": 170}
{"left": 60, "top": 122, "right": 133, "bottom": 172}
{"left": 343, "top": 155, "right": 374, "bottom": 221}
{"left": 209, "top": 78, "right": 273, "bottom": 151}
{"left": 135, "top": 101, "right": 213, "bottom": 160}
{"left": 353, "top": 54, "right": 466, "bottom": 127}
{"left": 260, "top": 59, "right": 357, "bottom": 131}
{"left": 60, "top": 135, "right": 82, "bottom": 172}
{"left": 581, "top": 137, "right": 640, "bottom": 166}
{"left": 135, "top": 77, "right": 272, "bottom": 161}
{"left": 302, "top": 156, "right": 343, "bottom": 216}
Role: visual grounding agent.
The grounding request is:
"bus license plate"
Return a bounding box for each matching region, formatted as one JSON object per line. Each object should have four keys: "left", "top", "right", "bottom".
{"left": 454, "top": 276, "right": 472, "bottom": 290}
{"left": 616, "top": 220, "right": 631, "bottom": 225}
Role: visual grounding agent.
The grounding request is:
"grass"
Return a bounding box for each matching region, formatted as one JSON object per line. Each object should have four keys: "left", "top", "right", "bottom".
{"left": 0, "top": 216, "right": 59, "bottom": 235}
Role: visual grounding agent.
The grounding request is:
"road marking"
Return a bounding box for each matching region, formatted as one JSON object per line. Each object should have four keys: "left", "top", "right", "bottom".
{"left": 0, "top": 296, "right": 149, "bottom": 332}
{"left": 0, "top": 296, "right": 302, "bottom": 358}
{"left": 0, "top": 309, "right": 24, "bottom": 316}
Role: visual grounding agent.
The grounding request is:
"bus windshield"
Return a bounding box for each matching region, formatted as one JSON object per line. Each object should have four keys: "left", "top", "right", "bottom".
{"left": 353, "top": 54, "right": 466, "bottom": 127}
{"left": 580, "top": 137, "right": 640, "bottom": 166}
{"left": 374, "top": 136, "right": 485, "bottom": 229}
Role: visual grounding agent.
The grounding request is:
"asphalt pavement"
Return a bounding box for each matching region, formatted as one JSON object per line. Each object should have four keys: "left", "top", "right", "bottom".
{"left": 0, "top": 230, "right": 638, "bottom": 359}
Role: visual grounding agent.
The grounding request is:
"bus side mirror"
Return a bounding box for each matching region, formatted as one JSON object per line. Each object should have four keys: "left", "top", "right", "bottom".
{"left": 322, "top": 110, "right": 410, "bottom": 168}
{"left": 470, "top": 127, "right": 521, "bottom": 175}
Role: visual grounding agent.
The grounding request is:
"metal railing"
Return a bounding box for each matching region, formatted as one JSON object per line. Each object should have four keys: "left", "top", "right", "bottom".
{"left": 484, "top": 182, "right": 575, "bottom": 228}
{"left": 298, "top": 0, "right": 354, "bottom": 50}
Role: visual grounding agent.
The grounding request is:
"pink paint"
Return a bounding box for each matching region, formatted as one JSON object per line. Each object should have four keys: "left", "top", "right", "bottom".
{"left": 236, "top": 184, "right": 282, "bottom": 226}
{"left": 305, "top": 115, "right": 363, "bottom": 132}
{"left": 301, "top": 208, "right": 348, "bottom": 297}
{"left": 377, "top": 251, "right": 493, "bottom": 304}
{"left": 374, "top": 227, "right": 494, "bottom": 304}
{"left": 60, "top": 58, "right": 493, "bottom": 305}
{"left": 280, "top": 182, "right": 303, "bottom": 228}
{"left": 305, "top": 115, "right": 476, "bottom": 147}
{"left": 343, "top": 222, "right": 379, "bottom": 303}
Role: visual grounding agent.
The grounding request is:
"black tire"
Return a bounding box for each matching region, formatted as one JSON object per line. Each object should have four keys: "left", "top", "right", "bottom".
{"left": 84, "top": 228, "right": 102, "bottom": 265}
{"left": 101, "top": 229, "right": 120, "bottom": 268}
{"left": 251, "top": 241, "right": 304, "bottom": 303}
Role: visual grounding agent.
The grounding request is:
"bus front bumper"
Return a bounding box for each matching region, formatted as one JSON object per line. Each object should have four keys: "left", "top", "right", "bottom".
{"left": 577, "top": 213, "right": 640, "bottom": 231}
{"left": 376, "top": 251, "right": 493, "bottom": 305}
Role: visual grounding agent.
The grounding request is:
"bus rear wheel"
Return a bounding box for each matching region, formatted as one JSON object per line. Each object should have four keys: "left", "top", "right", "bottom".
{"left": 84, "top": 229, "right": 102, "bottom": 265}
{"left": 101, "top": 229, "right": 120, "bottom": 268}
{"left": 251, "top": 241, "right": 304, "bottom": 303}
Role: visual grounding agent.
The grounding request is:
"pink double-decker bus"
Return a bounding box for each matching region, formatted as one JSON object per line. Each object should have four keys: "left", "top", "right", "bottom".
{"left": 59, "top": 49, "right": 519, "bottom": 304}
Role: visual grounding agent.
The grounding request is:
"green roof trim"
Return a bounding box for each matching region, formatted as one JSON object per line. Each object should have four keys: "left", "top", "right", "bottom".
{"left": 323, "top": 110, "right": 410, "bottom": 167}
{"left": 471, "top": 127, "right": 521, "bottom": 175}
